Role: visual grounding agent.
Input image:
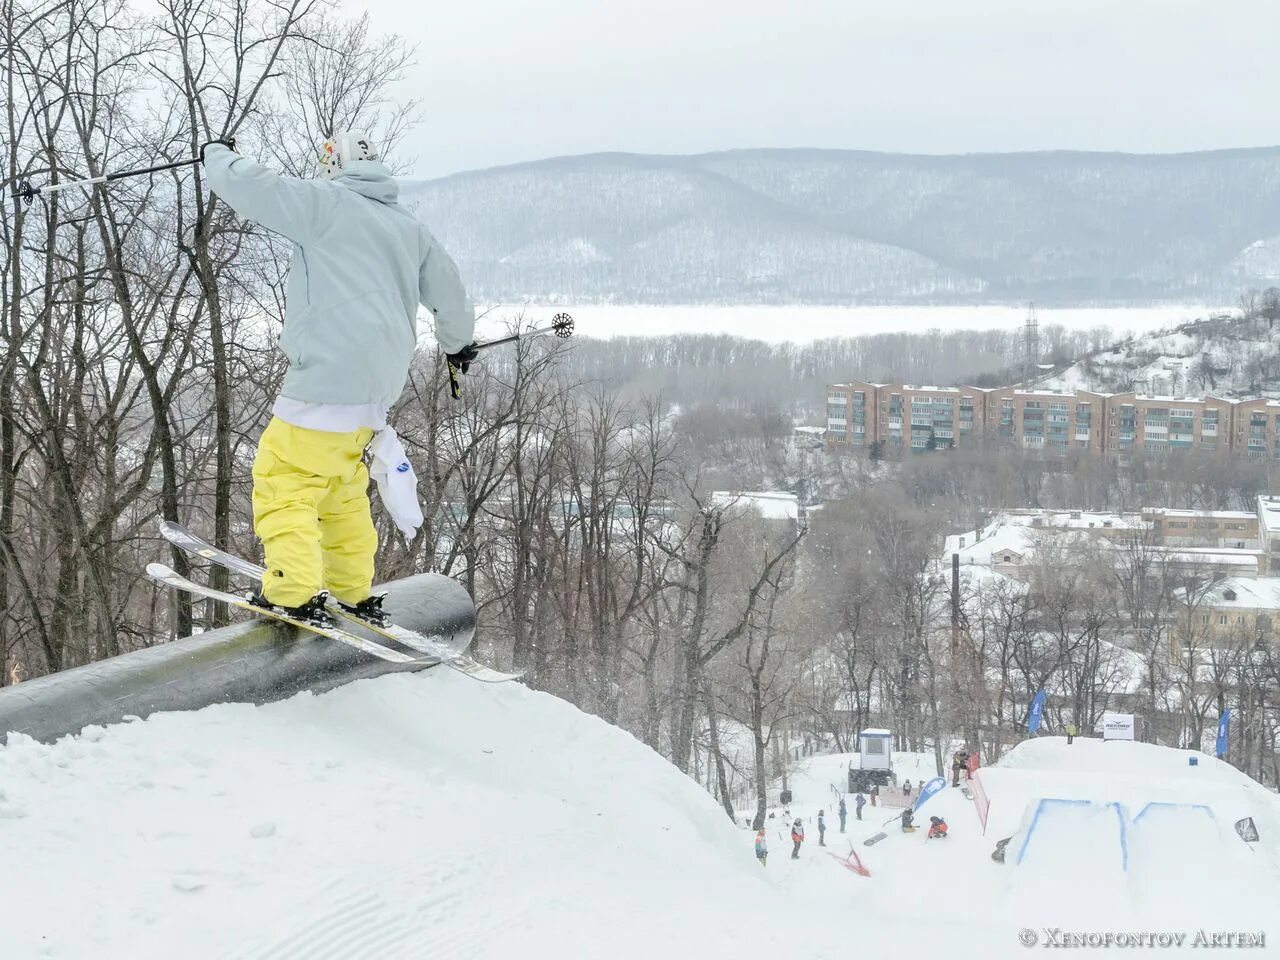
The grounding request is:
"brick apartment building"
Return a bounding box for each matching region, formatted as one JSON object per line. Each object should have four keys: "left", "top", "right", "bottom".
{"left": 826, "top": 380, "right": 1280, "bottom": 458}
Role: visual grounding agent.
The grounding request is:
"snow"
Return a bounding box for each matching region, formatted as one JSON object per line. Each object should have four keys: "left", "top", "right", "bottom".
{"left": 1200, "top": 577, "right": 1280, "bottom": 610}
{"left": 475, "top": 304, "right": 1210, "bottom": 345}
{"left": 1157, "top": 509, "right": 1257, "bottom": 520}
{"left": 3, "top": 678, "right": 1278, "bottom": 957}
{"left": 1258, "top": 496, "right": 1280, "bottom": 533}
{"left": 710, "top": 490, "right": 799, "bottom": 520}
{"left": 3, "top": 673, "right": 879, "bottom": 959}
{"left": 1165, "top": 548, "right": 1259, "bottom": 568}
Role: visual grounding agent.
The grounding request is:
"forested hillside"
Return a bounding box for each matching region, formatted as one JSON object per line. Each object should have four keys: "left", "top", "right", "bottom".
{"left": 407, "top": 148, "right": 1280, "bottom": 305}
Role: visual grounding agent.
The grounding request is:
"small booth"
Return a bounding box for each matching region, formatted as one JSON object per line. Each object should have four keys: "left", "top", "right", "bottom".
{"left": 847, "top": 727, "right": 896, "bottom": 793}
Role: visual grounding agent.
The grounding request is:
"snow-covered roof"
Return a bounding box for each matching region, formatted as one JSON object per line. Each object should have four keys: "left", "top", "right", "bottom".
{"left": 1258, "top": 496, "right": 1280, "bottom": 533}
{"left": 859, "top": 728, "right": 892, "bottom": 736}
{"left": 1163, "top": 548, "right": 1258, "bottom": 567}
{"left": 1132, "top": 394, "right": 1220, "bottom": 403}
{"left": 1151, "top": 509, "right": 1256, "bottom": 520}
{"left": 1007, "top": 388, "right": 1084, "bottom": 398}
{"left": 793, "top": 425, "right": 826, "bottom": 435}
{"left": 1200, "top": 577, "right": 1280, "bottom": 610}
{"left": 710, "top": 491, "right": 799, "bottom": 521}
{"left": 943, "top": 510, "right": 1146, "bottom": 566}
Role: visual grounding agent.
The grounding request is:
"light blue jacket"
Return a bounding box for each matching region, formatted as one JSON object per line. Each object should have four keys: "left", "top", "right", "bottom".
{"left": 202, "top": 144, "right": 474, "bottom": 407}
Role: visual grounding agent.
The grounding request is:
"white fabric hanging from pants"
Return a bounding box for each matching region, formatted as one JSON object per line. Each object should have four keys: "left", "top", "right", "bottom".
{"left": 368, "top": 427, "right": 424, "bottom": 538}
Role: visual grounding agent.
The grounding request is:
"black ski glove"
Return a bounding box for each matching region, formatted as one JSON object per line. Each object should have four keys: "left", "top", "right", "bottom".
{"left": 445, "top": 343, "right": 480, "bottom": 375}
{"left": 200, "top": 137, "right": 237, "bottom": 163}
{"left": 445, "top": 343, "right": 480, "bottom": 400}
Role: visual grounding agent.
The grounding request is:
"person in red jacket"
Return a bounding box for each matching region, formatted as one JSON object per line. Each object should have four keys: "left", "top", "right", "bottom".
{"left": 927, "top": 816, "right": 949, "bottom": 840}
{"left": 790, "top": 818, "right": 805, "bottom": 859}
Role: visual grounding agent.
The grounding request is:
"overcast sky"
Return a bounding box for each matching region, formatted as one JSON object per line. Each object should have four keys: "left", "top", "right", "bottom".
{"left": 348, "top": 0, "right": 1280, "bottom": 180}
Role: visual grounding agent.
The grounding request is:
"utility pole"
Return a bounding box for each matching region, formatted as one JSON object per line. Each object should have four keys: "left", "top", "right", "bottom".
{"left": 1023, "top": 302, "right": 1040, "bottom": 384}
{"left": 951, "top": 553, "right": 961, "bottom": 652}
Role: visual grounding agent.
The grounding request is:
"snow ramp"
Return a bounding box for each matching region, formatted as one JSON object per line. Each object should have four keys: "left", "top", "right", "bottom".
{"left": 0, "top": 669, "right": 944, "bottom": 959}
{"left": 1127, "top": 802, "right": 1259, "bottom": 915}
{"left": 1006, "top": 798, "right": 1130, "bottom": 922}
{"left": 1005, "top": 796, "right": 1274, "bottom": 927}
{"left": 1012, "top": 798, "right": 1129, "bottom": 873}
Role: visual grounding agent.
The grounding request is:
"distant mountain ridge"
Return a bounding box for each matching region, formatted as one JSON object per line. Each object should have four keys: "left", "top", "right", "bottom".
{"left": 403, "top": 147, "right": 1280, "bottom": 306}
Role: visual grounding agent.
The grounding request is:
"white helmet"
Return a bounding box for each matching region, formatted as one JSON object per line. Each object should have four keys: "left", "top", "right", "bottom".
{"left": 317, "top": 131, "right": 378, "bottom": 179}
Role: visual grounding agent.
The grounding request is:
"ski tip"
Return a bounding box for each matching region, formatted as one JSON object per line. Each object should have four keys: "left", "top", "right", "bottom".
{"left": 145, "top": 561, "right": 174, "bottom": 578}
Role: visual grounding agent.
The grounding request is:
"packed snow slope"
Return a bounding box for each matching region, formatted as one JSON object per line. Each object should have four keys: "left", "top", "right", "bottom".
{"left": 1, "top": 670, "right": 938, "bottom": 960}
{"left": 4, "top": 672, "right": 1278, "bottom": 958}
{"left": 755, "top": 739, "right": 1279, "bottom": 951}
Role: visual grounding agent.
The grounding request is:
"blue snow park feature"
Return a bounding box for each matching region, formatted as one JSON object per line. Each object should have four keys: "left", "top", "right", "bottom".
{"left": 1027, "top": 688, "right": 1046, "bottom": 733}
{"left": 1216, "top": 710, "right": 1231, "bottom": 758}
{"left": 1014, "top": 798, "right": 1130, "bottom": 873}
{"left": 912, "top": 777, "right": 947, "bottom": 811}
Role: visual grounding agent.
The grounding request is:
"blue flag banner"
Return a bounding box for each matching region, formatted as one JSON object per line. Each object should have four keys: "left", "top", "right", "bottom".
{"left": 1216, "top": 710, "right": 1231, "bottom": 758}
{"left": 1027, "top": 688, "right": 1047, "bottom": 733}
{"left": 913, "top": 776, "right": 947, "bottom": 811}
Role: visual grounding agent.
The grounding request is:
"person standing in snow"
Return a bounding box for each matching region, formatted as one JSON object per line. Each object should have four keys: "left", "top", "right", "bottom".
{"left": 952, "top": 750, "right": 969, "bottom": 788}
{"left": 199, "top": 134, "right": 476, "bottom": 625}
{"left": 754, "top": 828, "right": 768, "bottom": 866}
{"left": 790, "top": 818, "right": 805, "bottom": 858}
{"left": 854, "top": 792, "right": 866, "bottom": 821}
{"left": 902, "top": 778, "right": 912, "bottom": 796}
{"left": 817, "top": 810, "right": 826, "bottom": 846}
{"left": 838, "top": 796, "right": 847, "bottom": 833}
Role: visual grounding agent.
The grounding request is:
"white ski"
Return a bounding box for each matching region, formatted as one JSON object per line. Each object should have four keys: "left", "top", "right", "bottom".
{"left": 146, "top": 562, "right": 420, "bottom": 664}
{"left": 157, "top": 521, "right": 523, "bottom": 683}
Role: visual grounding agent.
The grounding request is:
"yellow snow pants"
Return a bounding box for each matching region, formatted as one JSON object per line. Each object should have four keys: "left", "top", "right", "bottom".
{"left": 251, "top": 418, "right": 377, "bottom": 608}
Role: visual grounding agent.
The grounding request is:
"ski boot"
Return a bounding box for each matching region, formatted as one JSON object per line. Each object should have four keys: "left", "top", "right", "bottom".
{"left": 248, "top": 590, "right": 337, "bottom": 628}
{"left": 337, "top": 593, "right": 390, "bottom": 628}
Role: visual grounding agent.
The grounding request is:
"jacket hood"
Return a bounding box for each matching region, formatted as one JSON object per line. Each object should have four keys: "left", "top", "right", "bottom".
{"left": 336, "top": 159, "right": 399, "bottom": 205}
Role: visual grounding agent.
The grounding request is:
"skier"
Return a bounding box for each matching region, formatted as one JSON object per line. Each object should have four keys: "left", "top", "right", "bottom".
{"left": 927, "top": 816, "right": 949, "bottom": 840}
{"left": 900, "top": 808, "right": 915, "bottom": 832}
{"left": 817, "top": 809, "right": 826, "bottom": 846}
{"left": 838, "top": 796, "right": 847, "bottom": 833}
{"left": 754, "top": 828, "right": 768, "bottom": 866}
{"left": 199, "top": 134, "right": 476, "bottom": 625}
{"left": 791, "top": 818, "right": 805, "bottom": 858}
{"left": 854, "top": 792, "right": 866, "bottom": 821}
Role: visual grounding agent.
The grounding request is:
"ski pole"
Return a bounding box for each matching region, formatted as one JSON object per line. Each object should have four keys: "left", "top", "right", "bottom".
{"left": 471, "top": 312, "right": 575, "bottom": 353}
{"left": 447, "top": 312, "right": 575, "bottom": 398}
{"left": 11, "top": 156, "right": 201, "bottom": 205}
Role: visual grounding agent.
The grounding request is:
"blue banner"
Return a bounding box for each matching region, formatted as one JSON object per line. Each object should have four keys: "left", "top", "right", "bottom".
{"left": 913, "top": 776, "right": 947, "bottom": 810}
{"left": 1216, "top": 710, "right": 1231, "bottom": 758}
{"left": 1027, "top": 688, "right": 1046, "bottom": 733}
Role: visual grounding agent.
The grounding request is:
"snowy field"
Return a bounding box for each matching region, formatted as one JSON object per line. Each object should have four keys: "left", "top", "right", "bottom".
{"left": 475, "top": 303, "right": 1226, "bottom": 345}
{"left": 3, "top": 673, "right": 1278, "bottom": 958}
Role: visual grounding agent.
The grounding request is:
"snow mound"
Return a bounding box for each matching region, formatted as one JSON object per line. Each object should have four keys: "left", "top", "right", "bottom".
{"left": 1, "top": 672, "right": 883, "bottom": 959}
